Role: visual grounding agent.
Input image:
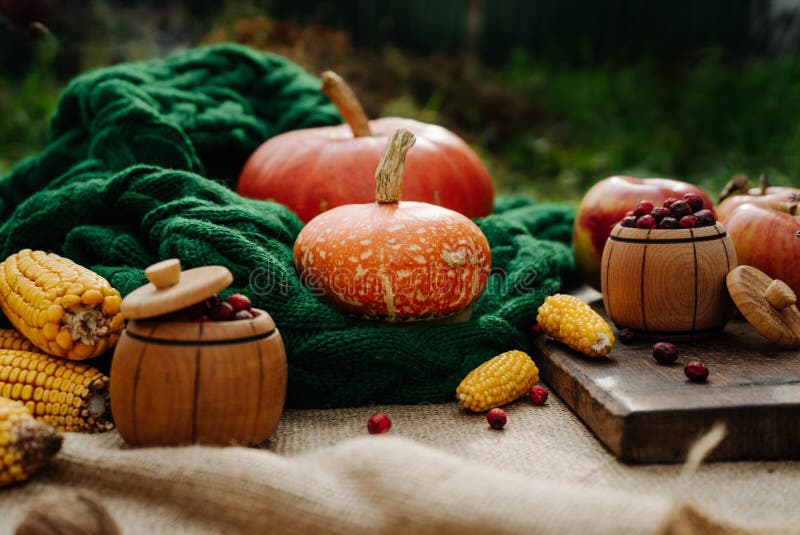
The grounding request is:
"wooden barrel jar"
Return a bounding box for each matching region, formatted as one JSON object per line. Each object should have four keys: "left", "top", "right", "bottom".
{"left": 110, "top": 259, "right": 287, "bottom": 446}
{"left": 600, "top": 222, "right": 737, "bottom": 341}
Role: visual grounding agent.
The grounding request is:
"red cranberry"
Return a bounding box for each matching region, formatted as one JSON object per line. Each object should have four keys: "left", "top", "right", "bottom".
{"left": 636, "top": 215, "right": 657, "bottom": 229}
{"left": 669, "top": 200, "right": 692, "bottom": 219}
{"left": 682, "top": 192, "right": 704, "bottom": 212}
{"left": 650, "top": 207, "right": 670, "bottom": 221}
{"left": 663, "top": 197, "right": 678, "bottom": 209}
{"left": 234, "top": 309, "right": 254, "bottom": 320}
{"left": 679, "top": 215, "right": 698, "bottom": 228}
{"left": 652, "top": 342, "right": 678, "bottom": 365}
{"left": 529, "top": 386, "right": 548, "bottom": 405}
{"left": 621, "top": 215, "right": 637, "bottom": 228}
{"left": 685, "top": 360, "right": 709, "bottom": 382}
{"left": 625, "top": 210, "right": 635, "bottom": 217}
{"left": 617, "top": 328, "right": 636, "bottom": 344}
{"left": 486, "top": 408, "right": 507, "bottom": 430}
{"left": 694, "top": 209, "right": 715, "bottom": 227}
{"left": 226, "top": 293, "right": 252, "bottom": 311}
{"left": 658, "top": 217, "right": 680, "bottom": 229}
{"left": 367, "top": 413, "right": 392, "bottom": 434}
{"left": 633, "top": 201, "right": 655, "bottom": 218}
{"left": 209, "top": 301, "right": 235, "bottom": 321}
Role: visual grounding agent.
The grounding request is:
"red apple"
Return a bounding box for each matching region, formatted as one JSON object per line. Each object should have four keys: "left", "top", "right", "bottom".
{"left": 717, "top": 185, "right": 800, "bottom": 296}
{"left": 574, "top": 176, "right": 714, "bottom": 289}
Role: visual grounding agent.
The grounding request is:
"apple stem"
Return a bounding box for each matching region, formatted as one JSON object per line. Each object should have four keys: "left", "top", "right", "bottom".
{"left": 320, "top": 71, "right": 372, "bottom": 138}
{"left": 375, "top": 129, "right": 416, "bottom": 204}
{"left": 719, "top": 175, "right": 752, "bottom": 202}
{"left": 758, "top": 174, "right": 770, "bottom": 195}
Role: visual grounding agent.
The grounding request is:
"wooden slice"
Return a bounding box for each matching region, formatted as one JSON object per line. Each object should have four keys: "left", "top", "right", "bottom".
{"left": 121, "top": 265, "right": 233, "bottom": 320}
{"left": 726, "top": 265, "right": 800, "bottom": 349}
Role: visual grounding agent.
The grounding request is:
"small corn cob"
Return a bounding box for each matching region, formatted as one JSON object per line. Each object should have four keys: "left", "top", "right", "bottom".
{"left": 456, "top": 350, "right": 539, "bottom": 412}
{"left": 0, "top": 249, "right": 124, "bottom": 360}
{"left": 0, "top": 397, "right": 62, "bottom": 488}
{"left": 0, "top": 328, "right": 37, "bottom": 352}
{"left": 536, "top": 294, "right": 615, "bottom": 358}
{"left": 0, "top": 349, "right": 112, "bottom": 433}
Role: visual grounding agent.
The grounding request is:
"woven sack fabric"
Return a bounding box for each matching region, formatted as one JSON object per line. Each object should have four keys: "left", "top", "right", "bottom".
{"left": 0, "top": 44, "right": 576, "bottom": 408}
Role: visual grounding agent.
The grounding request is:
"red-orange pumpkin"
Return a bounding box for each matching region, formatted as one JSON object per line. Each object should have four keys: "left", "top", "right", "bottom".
{"left": 238, "top": 71, "right": 494, "bottom": 223}
{"left": 293, "top": 129, "right": 491, "bottom": 321}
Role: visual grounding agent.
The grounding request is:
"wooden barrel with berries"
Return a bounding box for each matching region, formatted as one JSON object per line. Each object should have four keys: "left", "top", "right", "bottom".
{"left": 600, "top": 222, "right": 737, "bottom": 341}
{"left": 110, "top": 259, "right": 287, "bottom": 446}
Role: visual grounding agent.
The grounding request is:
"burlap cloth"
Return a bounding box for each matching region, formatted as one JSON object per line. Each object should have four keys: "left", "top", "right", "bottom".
{"left": 1, "top": 392, "right": 797, "bottom": 534}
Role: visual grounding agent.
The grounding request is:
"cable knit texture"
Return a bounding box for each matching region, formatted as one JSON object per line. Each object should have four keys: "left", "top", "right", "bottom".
{"left": 0, "top": 44, "right": 575, "bottom": 408}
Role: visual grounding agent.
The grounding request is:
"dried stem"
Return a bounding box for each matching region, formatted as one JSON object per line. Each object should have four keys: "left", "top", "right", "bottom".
{"left": 320, "top": 71, "right": 372, "bottom": 138}
{"left": 719, "top": 175, "right": 752, "bottom": 202}
{"left": 758, "top": 174, "right": 770, "bottom": 195}
{"left": 375, "top": 130, "right": 416, "bottom": 204}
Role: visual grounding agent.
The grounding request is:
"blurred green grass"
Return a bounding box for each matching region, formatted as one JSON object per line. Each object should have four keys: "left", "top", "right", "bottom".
{"left": 485, "top": 49, "right": 800, "bottom": 202}
{"left": 0, "top": 39, "right": 60, "bottom": 176}
{"left": 2, "top": 36, "right": 798, "bottom": 203}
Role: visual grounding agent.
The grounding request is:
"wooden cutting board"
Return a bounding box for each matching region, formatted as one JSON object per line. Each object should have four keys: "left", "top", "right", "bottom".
{"left": 533, "top": 290, "right": 800, "bottom": 464}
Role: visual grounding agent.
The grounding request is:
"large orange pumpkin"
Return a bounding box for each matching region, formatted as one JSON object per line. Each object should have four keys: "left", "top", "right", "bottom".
{"left": 238, "top": 71, "right": 494, "bottom": 223}
{"left": 293, "top": 129, "right": 491, "bottom": 321}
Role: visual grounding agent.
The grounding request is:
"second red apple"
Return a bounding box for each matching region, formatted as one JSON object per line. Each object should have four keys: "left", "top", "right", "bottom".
{"left": 573, "top": 176, "right": 714, "bottom": 290}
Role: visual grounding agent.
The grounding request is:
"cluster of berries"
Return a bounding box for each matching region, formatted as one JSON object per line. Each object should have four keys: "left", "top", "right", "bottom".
{"left": 620, "top": 193, "right": 716, "bottom": 230}
{"left": 619, "top": 329, "right": 710, "bottom": 382}
{"left": 367, "top": 385, "right": 550, "bottom": 434}
{"left": 651, "top": 341, "right": 710, "bottom": 382}
{"left": 168, "top": 293, "right": 257, "bottom": 322}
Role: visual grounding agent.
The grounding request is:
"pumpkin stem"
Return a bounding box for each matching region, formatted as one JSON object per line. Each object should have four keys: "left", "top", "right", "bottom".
{"left": 375, "top": 129, "right": 416, "bottom": 204}
{"left": 321, "top": 71, "right": 373, "bottom": 137}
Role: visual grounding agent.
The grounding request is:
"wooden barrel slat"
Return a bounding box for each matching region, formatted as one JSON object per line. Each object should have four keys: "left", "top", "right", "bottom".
{"left": 109, "top": 333, "right": 145, "bottom": 445}
{"left": 133, "top": 340, "right": 197, "bottom": 445}
{"left": 252, "top": 334, "right": 288, "bottom": 444}
{"left": 601, "top": 223, "right": 737, "bottom": 341}
{"left": 602, "top": 238, "right": 646, "bottom": 331}
{"left": 195, "top": 339, "right": 262, "bottom": 445}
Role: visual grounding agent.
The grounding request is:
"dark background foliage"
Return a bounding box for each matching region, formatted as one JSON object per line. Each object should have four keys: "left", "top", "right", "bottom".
{"left": 2, "top": 0, "right": 799, "bottom": 201}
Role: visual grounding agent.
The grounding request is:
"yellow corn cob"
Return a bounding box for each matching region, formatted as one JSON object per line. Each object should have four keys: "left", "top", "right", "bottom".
{"left": 0, "top": 397, "right": 62, "bottom": 487}
{"left": 456, "top": 350, "right": 539, "bottom": 412}
{"left": 0, "top": 349, "right": 112, "bottom": 433}
{"left": 0, "top": 328, "right": 37, "bottom": 352}
{"left": 0, "top": 249, "right": 124, "bottom": 360}
{"left": 536, "top": 294, "right": 615, "bottom": 357}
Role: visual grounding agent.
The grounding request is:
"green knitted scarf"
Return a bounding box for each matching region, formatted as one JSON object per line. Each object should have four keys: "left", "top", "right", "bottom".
{"left": 0, "top": 44, "right": 575, "bottom": 408}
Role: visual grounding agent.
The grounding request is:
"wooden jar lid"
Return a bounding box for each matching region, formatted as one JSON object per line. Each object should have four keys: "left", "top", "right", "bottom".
{"left": 125, "top": 308, "right": 276, "bottom": 340}
{"left": 121, "top": 259, "right": 234, "bottom": 320}
{"left": 726, "top": 265, "right": 800, "bottom": 348}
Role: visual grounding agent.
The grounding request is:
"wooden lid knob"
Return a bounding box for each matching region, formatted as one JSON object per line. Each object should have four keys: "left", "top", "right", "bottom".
{"left": 726, "top": 266, "right": 800, "bottom": 349}
{"left": 145, "top": 259, "right": 181, "bottom": 289}
{"left": 122, "top": 261, "right": 234, "bottom": 320}
{"left": 765, "top": 279, "right": 797, "bottom": 309}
